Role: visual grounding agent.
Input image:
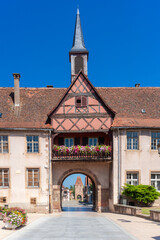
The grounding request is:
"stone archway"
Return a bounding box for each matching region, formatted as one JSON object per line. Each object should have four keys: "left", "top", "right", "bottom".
{"left": 59, "top": 169, "right": 98, "bottom": 211}
{"left": 51, "top": 161, "right": 110, "bottom": 213}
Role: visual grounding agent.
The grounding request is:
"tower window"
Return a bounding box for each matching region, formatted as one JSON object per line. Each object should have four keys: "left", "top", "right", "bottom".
{"left": 75, "top": 56, "right": 83, "bottom": 74}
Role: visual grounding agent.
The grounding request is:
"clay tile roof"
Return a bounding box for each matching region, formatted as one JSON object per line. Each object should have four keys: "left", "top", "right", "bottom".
{"left": 0, "top": 87, "right": 66, "bottom": 129}
{"left": 75, "top": 176, "right": 83, "bottom": 186}
{"left": 96, "top": 87, "right": 160, "bottom": 128}
{"left": 0, "top": 86, "right": 160, "bottom": 129}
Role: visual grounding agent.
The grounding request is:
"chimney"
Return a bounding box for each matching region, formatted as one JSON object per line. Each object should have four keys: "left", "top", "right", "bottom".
{"left": 13, "top": 73, "right": 20, "bottom": 106}
{"left": 135, "top": 83, "right": 140, "bottom": 88}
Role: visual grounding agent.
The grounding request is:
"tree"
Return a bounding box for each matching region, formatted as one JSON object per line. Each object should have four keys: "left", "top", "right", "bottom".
{"left": 122, "top": 184, "right": 160, "bottom": 206}
{"left": 70, "top": 185, "right": 75, "bottom": 197}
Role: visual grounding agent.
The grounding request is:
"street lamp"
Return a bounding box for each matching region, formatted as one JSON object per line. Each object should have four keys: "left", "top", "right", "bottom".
{"left": 157, "top": 143, "right": 160, "bottom": 156}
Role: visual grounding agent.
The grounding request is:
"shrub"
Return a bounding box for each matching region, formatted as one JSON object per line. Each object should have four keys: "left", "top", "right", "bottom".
{"left": 122, "top": 184, "right": 160, "bottom": 206}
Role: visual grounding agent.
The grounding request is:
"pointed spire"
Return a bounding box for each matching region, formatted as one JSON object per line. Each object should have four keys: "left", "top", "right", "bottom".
{"left": 70, "top": 8, "right": 88, "bottom": 53}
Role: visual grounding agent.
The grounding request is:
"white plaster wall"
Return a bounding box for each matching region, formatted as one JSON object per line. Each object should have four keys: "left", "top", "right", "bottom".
{"left": 113, "top": 129, "right": 160, "bottom": 204}
{"left": 0, "top": 130, "right": 49, "bottom": 210}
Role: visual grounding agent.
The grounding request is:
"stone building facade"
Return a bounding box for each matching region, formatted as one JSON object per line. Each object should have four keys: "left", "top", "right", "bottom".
{"left": 0, "top": 8, "right": 160, "bottom": 213}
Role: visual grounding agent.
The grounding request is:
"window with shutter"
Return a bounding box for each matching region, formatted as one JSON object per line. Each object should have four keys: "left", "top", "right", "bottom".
{"left": 75, "top": 97, "right": 82, "bottom": 108}
{"left": 75, "top": 96, "right": 87, "bottom": 108}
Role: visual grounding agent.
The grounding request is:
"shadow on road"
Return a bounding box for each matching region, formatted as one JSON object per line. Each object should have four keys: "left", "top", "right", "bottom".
{"left": 62, "top": 200, "right": 94, "bottom": 212}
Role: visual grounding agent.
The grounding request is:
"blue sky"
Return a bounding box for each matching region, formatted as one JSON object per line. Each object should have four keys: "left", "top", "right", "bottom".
{"left": 0, "top": 0, "right": 160, "bottom": 88}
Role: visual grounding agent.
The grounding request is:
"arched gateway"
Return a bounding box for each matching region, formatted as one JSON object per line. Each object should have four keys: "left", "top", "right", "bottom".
{"left": 49, "top": 9, "right": 114, "bottom": 213}
{"left": 52, "top": 161, "right": 112, "bottom": 212}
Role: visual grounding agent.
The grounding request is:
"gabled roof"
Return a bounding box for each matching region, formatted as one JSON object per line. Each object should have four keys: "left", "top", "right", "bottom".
{"left": 70, "top": 8, "right": 88, "bottom": 54}
{"left": 0, "top": 83, "right": 160, "bottom": 129}
{"left": 47, "top": 71, "right": 116, "bottom": 118}
{"left": 97, "top": 87, "right": 160, "bottom": 128}
{"left": 75, "top": 176, "right": 83, "bottom": 186}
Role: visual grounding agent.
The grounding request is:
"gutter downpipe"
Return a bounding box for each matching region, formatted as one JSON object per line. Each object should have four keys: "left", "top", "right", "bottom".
{"left": 118, "top": 128, "right": 121, "bottom": 203}
{"left": 48, "top": 130, "right": 52, "bottom": 213}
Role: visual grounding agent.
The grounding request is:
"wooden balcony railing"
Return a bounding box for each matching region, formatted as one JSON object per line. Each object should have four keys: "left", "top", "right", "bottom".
{"left": 52, "top": 145, "right": 112, "bottom": 161}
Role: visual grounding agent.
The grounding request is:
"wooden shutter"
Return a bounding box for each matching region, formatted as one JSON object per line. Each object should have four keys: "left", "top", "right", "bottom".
{"left": 58, "top": 137, "right": 64, "bottom": 145}
{"left": 82, "top": 96, "right": 87, "bottom": 107}
{"left": 75, "top": 137, "right": 80, "bottom": 145}
{"left": 82, "top": 137, "right": 88, "bottom": 146}
{"left": 99, "top": 137, "right": 104, "bottom": 145}
{"left": 75, "top": 97, "right": 81, "bottom": 108}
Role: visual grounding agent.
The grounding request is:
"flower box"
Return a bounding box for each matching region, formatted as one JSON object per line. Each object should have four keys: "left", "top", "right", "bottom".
{"left": 3, "top": 207, "right": 27, "bottom": 230}
{"left": 4, "top": 221, "right": 21, "bottom": 229}
{"left": 52, "top": 145, "right": 112, "bottom": 158}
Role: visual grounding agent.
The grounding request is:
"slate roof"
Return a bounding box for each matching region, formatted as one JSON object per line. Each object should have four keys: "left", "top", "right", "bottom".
{"left": 0, "top": 85, "right": 160, "bottom": 129}
{"left": 70, "top": 8, "right": 88, "bottom": 53}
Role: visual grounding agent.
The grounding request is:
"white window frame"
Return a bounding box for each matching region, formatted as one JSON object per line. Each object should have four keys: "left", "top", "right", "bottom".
{"left": 0, "top": 136, "right": 8, "bottom": 153}
{"left": 151, "top": 132, "right": 160, "bottom": 150}
{"left": 26, "top": 136, "right": 39, "bottom": 153}
{"left": 151, "top": 173, "right": 160, "bottom": 191}
{"left": 88, "top": 138, "right": 98, "bottom": 146}
{"left": 0, "top": 169, "right": 9, "bottom": 188}
{"left": 27, "top": 168, "right": 39, "bottom": 188}
{"left": 127, "top": 131, "right": 139, "bottom": 150}
{"left": 64, "top": 138, "right": 74, "bottom": 147}
{"left": 126, "top": 172, "right": 139, "bottom": 185}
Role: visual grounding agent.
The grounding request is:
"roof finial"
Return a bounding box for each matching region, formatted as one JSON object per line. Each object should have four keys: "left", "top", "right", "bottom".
{"left": 77, "top": 5, "right": 80, "bottom": 15}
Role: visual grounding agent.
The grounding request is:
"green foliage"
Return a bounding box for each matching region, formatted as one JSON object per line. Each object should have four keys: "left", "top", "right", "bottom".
{"left": 122, "top": 184, "right": 160, "bottom": 206}
{"left": 70, "top": 185, "right": 75, "bottom": 197}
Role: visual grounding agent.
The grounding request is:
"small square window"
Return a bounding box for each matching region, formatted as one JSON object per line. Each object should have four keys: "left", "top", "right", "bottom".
{"left": 65, "top": 138, "right": 74, "bottom": 147}
{"left": 0, "top": 169, "right": 9, "bottom": 188}
{"left": 27, "top": 168, "right": 39, "bottom": 188}
{"left": 27, "top": 136, "right": 39, "bottom": 153}
{"left": 151, "top": 132, "right": 160, "bottom": 150}
{"left": 151, "top": 173, "right": 160, "bottom": 191}
{"left": 88, "top": 138, "right": 98, "bottom": 146}
{"left": 75, "top": 96, "right": 87, "bottom": 107}
{"left": 126, "top": 172, "right": 139, "bottom": 185}
{"left": 127, "top": 132, "right": 138, "bottom": 150}
{"left": 0, "top": 136, "right": 9, "bottom": 153}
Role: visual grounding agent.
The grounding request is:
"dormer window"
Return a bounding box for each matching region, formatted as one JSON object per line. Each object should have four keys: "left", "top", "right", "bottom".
{"left": 75, "top": 96, "right": 87, "bottom": 108}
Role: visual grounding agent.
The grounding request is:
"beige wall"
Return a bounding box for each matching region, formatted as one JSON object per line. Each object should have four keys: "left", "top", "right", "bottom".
{"left": 0, "top": 130, "right": 50, "bottom": 213}
{"left": 113, "top": 129, "right": 160, "bottom": 205}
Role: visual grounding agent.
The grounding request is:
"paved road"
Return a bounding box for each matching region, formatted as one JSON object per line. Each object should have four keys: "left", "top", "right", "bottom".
{"left": 4, "top": 201, "right": 136, "bottom": 240}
